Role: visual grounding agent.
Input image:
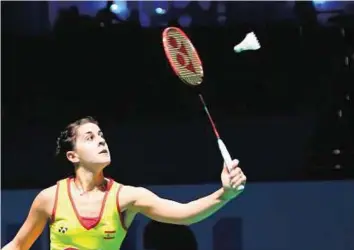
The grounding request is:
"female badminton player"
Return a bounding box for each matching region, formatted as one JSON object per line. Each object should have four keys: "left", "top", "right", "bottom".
{"left": 2, "top": 116, "right": 246, "bottom": 250}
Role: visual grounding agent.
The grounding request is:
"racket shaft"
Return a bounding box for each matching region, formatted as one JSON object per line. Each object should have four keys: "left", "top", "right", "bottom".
{"left": 217, "top": 139, "right": 245, "bottom": 191}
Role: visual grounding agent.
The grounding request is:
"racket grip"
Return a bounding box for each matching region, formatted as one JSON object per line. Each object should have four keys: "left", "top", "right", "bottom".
{"left": 217, "top": 139, "right": 245, "bottom": 191}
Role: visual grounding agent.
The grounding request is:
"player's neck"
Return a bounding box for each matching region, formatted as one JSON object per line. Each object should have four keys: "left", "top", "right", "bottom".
{"left": 74, "top": 167, "right": 105, "bottom": 193}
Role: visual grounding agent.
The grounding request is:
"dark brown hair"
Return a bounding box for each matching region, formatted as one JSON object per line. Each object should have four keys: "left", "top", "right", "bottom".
{"left": 55, "top": 116, "right": 98, "bottom": 158}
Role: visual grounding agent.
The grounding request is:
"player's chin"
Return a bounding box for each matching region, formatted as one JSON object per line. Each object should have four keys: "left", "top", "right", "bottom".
{"left": 101, "top": 157, "right": 111, "bottom": 165}
{"left": 97, "top": 155, "right": 111, "bottom": 165}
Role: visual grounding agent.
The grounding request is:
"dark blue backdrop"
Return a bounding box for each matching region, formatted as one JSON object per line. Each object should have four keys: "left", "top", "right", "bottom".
{"left": 2, "top": 181, "right": 354, "bottom": 250}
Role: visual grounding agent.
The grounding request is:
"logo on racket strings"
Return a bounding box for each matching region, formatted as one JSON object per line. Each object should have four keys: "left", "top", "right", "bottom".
{"left": 167, "top": 34, "right": 196, "bottom": 74}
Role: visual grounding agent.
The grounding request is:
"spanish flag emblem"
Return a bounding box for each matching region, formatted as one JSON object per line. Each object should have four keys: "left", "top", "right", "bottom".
{"left": 104, "top": 230, "right": 116, "bottom": 240}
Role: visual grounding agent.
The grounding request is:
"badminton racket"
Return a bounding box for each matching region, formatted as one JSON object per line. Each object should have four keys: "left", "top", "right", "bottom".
{"left": 162, "top": 27, "right": 244, "bottom": 191}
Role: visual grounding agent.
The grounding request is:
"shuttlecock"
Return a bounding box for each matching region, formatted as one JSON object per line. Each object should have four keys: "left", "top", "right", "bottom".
{"left": 233, "top": 32, "right": 261, "bottom": 53}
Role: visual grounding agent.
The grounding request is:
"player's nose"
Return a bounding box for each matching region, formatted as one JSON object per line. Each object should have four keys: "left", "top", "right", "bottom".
{"left": 98, "top": 139, "right": 106, "bottom": 146}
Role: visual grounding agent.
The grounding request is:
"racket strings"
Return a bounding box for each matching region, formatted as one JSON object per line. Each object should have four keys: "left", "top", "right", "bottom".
{"left": 164, "top": 30, "right": 203, "bottom": 86}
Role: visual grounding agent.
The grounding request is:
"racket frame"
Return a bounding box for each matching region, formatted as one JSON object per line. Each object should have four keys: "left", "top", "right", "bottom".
{"left": 162, "top": 27, "right": 204, "bottom": 86}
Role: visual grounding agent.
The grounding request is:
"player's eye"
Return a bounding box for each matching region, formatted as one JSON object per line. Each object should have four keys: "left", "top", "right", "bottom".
{"left": 86, "top": 135, "right": 94, "bottom": 141}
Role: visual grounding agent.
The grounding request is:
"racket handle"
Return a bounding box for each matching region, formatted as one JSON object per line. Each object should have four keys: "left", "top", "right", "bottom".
{"left": 217, "top": 139, "right": 245, "bottom": 191}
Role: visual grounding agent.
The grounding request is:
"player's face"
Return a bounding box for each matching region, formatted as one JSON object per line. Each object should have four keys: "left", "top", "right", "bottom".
{"left": 66, "top": 123, "right": 111, "bottom": 168}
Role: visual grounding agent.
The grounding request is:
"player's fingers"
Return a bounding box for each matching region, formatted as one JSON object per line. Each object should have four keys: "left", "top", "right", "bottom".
{"left": 231, "top": 159, "right": 239, "bottom": 169}
{"left": 229, "top": 167, "right": 242, "bottom": 178}
{"left": 231, "top": 174, "right": 247, "bottom": 189}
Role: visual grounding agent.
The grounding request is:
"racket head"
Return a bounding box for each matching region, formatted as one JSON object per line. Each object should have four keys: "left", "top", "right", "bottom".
{"left": 162, "top": 27, "right": 204, "bottom": 86}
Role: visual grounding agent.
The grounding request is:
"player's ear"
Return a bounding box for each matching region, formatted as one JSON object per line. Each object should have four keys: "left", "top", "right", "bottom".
{"left": 66, "top": 151, "right": 79, "bottom": 163}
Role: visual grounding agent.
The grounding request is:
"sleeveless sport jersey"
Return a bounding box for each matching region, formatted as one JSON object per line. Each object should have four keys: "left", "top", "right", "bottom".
{"left": 50, "top": 178, "right": 127, "bottom": 250}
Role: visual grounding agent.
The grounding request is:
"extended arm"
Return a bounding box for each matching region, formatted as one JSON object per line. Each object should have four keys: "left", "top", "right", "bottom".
{"left": 130, "top": 160, "right": 246, "bottom": 225}
{"left": 2, "top": 191, "right": 49, "bottom": 250}
{"left": 131, "top": 186, "right": 234, "bottom": 225}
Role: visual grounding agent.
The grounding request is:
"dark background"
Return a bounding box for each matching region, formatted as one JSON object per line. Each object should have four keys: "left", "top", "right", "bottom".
{"left": 2, "top": 1, "right": 354, "bottom": 189}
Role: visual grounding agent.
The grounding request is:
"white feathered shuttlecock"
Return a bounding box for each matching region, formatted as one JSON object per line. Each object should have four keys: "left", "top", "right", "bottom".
{"left": 233, "top": 32, "right": 261, "bottom": 53}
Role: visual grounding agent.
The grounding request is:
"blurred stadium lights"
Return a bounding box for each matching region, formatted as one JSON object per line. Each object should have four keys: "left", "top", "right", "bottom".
{"left": 110, "top": 3, "right": 119, "bottom": 13}
{"left": 108, "top": 0, "right": 130, "bottom": 20}
{"left": 155, "top": 7, "right": 166, "bottom": 15}
{"left": 154, "top": 1, "right": 168, "bottom": 15}
{"left": 312, "top": 0, "right": 327, "bottom": 5}
{"left": 312, "top": 0, "right": 348, "bottom": 13}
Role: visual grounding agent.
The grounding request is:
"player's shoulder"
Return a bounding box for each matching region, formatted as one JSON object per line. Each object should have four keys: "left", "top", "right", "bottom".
{"left": 30, "top": 182, "right": 59, "bottom": 216}
{"left": 35, "top": 182, "right": 59, "bottom": 205}
{"left": 39, "top": 184, "right": 57, "bottom": 199}
{"left": 108, "top": 179, "right": 154, "bottom": 201}
{"left": 41, "top": 177, "right": 69, "bottom": 196}
{"left": 109, "top": 179, "right": 135, "bottom": 192}
{"left": 119, "top": 184, "right": 154, "bottom": 199}
{"left": 118, "top": 184, "right": 140, "bottom": 193}
{"left": 37, "top": 178, "right": 69, "bottom": 203}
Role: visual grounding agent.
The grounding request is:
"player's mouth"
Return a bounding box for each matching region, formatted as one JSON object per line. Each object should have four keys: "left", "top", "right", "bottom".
{"left": 99, "top": 149, "right": 108, "bottom": 154}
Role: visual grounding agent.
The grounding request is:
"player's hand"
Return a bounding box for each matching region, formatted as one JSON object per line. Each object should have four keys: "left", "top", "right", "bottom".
{"left": 221, "top": 159, "right": 246, "bottom": 200}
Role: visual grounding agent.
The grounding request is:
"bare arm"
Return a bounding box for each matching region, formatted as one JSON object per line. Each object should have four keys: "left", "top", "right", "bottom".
{"left": 130, "top": 186, "right": 236, "bottom": 226}
{"left": 124, "top": 161, "right": 246, "bottom": 226}
{"left": 2, "top": 191, "right": 49, "bottom": 250}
